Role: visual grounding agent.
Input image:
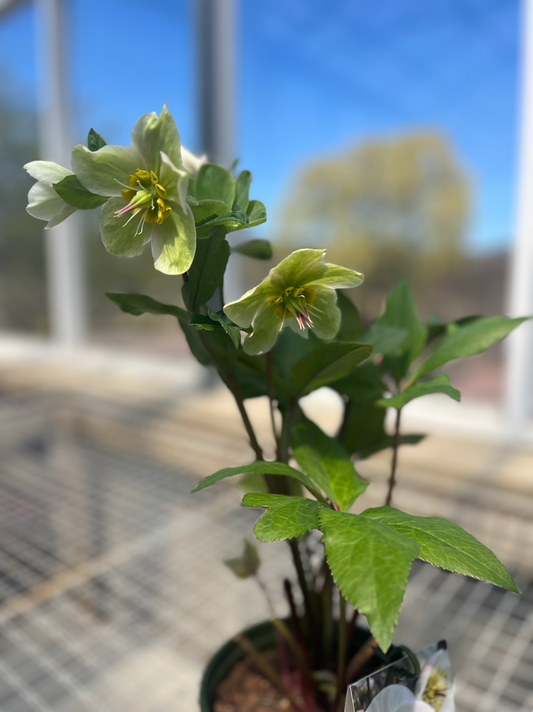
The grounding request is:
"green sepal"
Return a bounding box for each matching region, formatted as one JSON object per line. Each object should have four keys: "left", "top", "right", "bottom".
{"left": 231, "top": 239, "right": 273, "bottom": 260}
{"left": 378, "top": 375, "right": 461, "bottom": 410}
{"left": 53, "top": 175, "right": 108, "bottom": 209}
{"left": 291, "top": 418, "right": 368, "bottom": 511}
{"left": 362, "top": 507, "right": 519, "bottom": 593}
{"left": 242, "top": 493, "right": 325, "bottom": 541}
{"left": 87, "top": 128, "right": 107, "bottom": 151}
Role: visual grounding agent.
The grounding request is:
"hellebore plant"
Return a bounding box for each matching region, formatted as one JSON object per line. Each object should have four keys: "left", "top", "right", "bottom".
{"left": 26, "top": 106, "right": 526, "bottom": 712}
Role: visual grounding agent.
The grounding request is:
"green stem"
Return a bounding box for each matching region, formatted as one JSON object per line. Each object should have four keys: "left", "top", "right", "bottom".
{"left": 385, "top": 408, "right": 402, "bottom": 506}
{"left": 266, "top": 351, "right": 280, "bottom": 458}
{"left": 331, "top": 595, "right": 347, "bottom": 712}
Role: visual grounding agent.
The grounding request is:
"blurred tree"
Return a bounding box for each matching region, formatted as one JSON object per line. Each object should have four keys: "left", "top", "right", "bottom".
{"left": 276, "top": 132, "right": 471, "bottom": 319}
{"left": 0, "top": 70, "right": 48, "bottom": 333}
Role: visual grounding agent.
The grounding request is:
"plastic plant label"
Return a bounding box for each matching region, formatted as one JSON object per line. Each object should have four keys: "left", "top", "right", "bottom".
{"left": 344, "top": 641, "right": 454, "bottom": 712}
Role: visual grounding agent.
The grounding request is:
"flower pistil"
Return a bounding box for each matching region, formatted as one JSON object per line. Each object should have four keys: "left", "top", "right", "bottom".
{"left": 115, "top": 168, "right": 172, "bottom": 234}
{"left": 270, "top": 286, "right": 317, "bottom": 331}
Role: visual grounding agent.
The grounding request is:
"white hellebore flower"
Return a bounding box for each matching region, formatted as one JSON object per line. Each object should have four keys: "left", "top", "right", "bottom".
{"left": 181, "top": 147, "right": 207, "bottom": 175}
{"left": 24, "top": 161, "right": 77, "bottom": 229}
{"left": 363, "top": 685, "right": 433, "bottom": 712}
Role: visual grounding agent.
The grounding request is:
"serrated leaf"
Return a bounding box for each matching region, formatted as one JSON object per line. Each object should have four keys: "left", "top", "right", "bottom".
{"left": 336, "top": 293, "right": 365, "bottom": 342}
{"left": 231, "top": 239, "right": 273, "bottom": 260}
{"left": 242, "top": 494, "right": 324, "bottom": 542}
{"left": 246, "top": 199, "right": 267, "bottom": 227}
{"left": 333, "top": 362, "right": 386, "bottom": 401}
{"left": 224, "top": 540, "right": 260, "bottom": 579}
{"left": 291, "top": 418, "right": 368, "bottom": 511}
{"left": 361, "top": 507, "right": 519, "bottom": 593}
{"left": 195, "top": 164, "right": 235, "bottom": 205}
{"left": 183, "top": 228, "right": 230, "bottom": 311}
{"left": 87, "top": 128, "right": 107, "bottom": 151}
{"left": 319, "top": 509, "right": 419, "bottom": 651}
{"left": 411, "top": 316, "right": 528, "bottom": 383}
{"left": 377, "top": 375, "right": 461, "bottom": 410}
{"left": 290, "top": 343, "right": 372, "bottom": 396}
{"left": 234, "top": 170, "right": 252, "bottom": 212}
{"left": 54, "top": 175, "right": 108, "bottom": 209}
{"left": 191, "top": 461, "right": 325, "bottom": 502}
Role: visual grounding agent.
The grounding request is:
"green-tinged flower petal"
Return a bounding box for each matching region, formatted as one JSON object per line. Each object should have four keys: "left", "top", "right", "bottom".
{"left": 307, "top": 264, "right": 364, "bottom": 289}
{"left": 24, "top": 161, "right": 72, "bottom": 183}
{"left": 181, "top": 147, "right": 208, "bottom": 175}
{"left": 100, "top": 197, "right": 150, "bottom": 257}
{"left": 309, "top": 288, "right": 341, "bottom": 340}
{"left": 131, "top": 105, "right": 182, "bottom": 175}
{"left": 224, "top": 281, "right": 278, "bottom": 328}
{"left": 243, "top": 306, "right": 282, "bottom": 355}
{"left": 159, "top": 151, "right": 189, "bottom": 207}
{"left": 27, "top": 181, "right": 76, "bottom": 227}
{"left": 72, "top": 144, "right": 143, "bottom": 197}
{"left": 272, "top": 248, "right": 327, "bottom": 288}
{"left": 150, "top": 200, "right": 196, "bottom": 275}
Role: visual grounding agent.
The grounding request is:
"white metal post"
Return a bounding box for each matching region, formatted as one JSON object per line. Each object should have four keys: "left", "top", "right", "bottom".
{"left": 197, "top": 0, "right": 244, "bottom": 303}
{"left": 506, "top": 0, "right": 533, "bottom": 430}
{"left": 38, "top": 0, "right": 86, "bottom": 348}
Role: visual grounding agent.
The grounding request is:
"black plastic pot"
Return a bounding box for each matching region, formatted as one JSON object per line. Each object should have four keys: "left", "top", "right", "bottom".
{"left": 199, "top": 619, "right": 380, "bottom": 712}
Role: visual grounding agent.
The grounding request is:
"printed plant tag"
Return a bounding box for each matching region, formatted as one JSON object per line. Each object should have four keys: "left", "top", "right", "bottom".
{"left": 344, "top": 641, "right": 454, "bottom": 712}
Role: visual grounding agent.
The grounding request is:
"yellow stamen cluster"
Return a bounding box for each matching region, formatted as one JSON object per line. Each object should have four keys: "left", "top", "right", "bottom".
{"left": 422, "top": 670, "right": 449, "bottom": 711}
{"left": 120, "top": 169, "right": 171, "bottom": 227}
{"left": 270, "top": 286, "right": 316, "bottom": 319}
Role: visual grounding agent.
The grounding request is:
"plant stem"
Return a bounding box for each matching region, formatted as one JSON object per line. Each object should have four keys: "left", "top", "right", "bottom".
{"left": 345, "top": 636, "right": 379, "bottom": 684}
{"left": 279, "top": 397, "right": 297, "bottom": 464}
{"left": 385, "top": 408, "right": 402, "bottom": 506}
{"left": 233, "top": 634, "right": 307, "bottom": 712}
{"left": 289, "top": 539, "right": 317, "bottom": 637}
{"left": 266, "top": 351, "right": 280, "bottom": 457}
{"left": 331, "top": 595, "right": 347, "bottom": 712}
{"left": 229, "top": 380, "right": 264, "bottom": 460}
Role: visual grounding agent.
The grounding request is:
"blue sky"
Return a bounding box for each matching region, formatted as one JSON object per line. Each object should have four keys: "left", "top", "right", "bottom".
{"left": 0, "top": 0, "right": 521, "bottom": 254}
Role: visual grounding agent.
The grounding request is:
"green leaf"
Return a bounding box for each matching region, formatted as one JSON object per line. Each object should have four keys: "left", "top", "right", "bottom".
{"left": 361, "top": 507, "right": 519, "bottom": 593}
{"left": 339, "top": 399, "right": 388, "bottom": 459}
{"left": 290, "top": 343, "right": 372, "bottom": 396}
{"left": 207, "top": 308, "right": 241, "bottom": 348}
{"left": 53, "top": 175, "right": 108, "bottom": 210}
{"left": 183, "top": 228, "right": 230, "bottom": 311}
{"left": 224, "top": 540, "right": 260, "bottom": 579}
{"left": 106, "top": 292, "right": 212, "bottom": 366}
{"left": 291, "top": 418, "right": 368, "bottom": 511}
{"left": 377, "top": 375, "right": 461, "bottom": 410}
{"left": 411, "top": 316, "right": 528, "bottom": 383}
{"left": 426, "top": 315, "right": 481, "bottom": 343}
{"left": 231, "top": 239, "right": 273, "bottom": 260}
{"left": 336, "top": 293, "right": 365, "bottom": 342}
{"left": 234, "top": 170, "right": 252, "bottom": 212}
{"left": 273, "top": 328, "right": 320, "bottom": 386}
{"left": 242, "top": 494, "right": 324, "bottom": 542}
{"left": 106, "top": 293, "right": 188, "bottom": 320}
{"left": 360, "top": 323, "right": 408, "bottom": 356}
{"left": 246, "top": 199, "right": 267, "bottom": 227}
{"left": 87, "top": 128, "right": 107, "bottom": 151}
{"left": 191, "top": 461, "right": 326, "bottom": 502}
{"left": 378, "top": 281, "right": 427, "bottom": 382}
{"left": 238, "top": 472, "right": 269, "bottom": 495}
{"left": 195, "top": 164, "right": 235, "bottom": 205}
{"left": 333, "top": 362, "right": 386, "bottom": 401}
{"left": 319, "top": 509, "right": 419, "bottom": 651}
{"left": 189, "top": 198, "right": 231, "bottom": 226}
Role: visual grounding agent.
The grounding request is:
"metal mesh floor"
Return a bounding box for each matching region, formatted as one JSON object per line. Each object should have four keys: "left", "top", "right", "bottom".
{"left": 0, "top": 391, "right": 532, "bottom": 712}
